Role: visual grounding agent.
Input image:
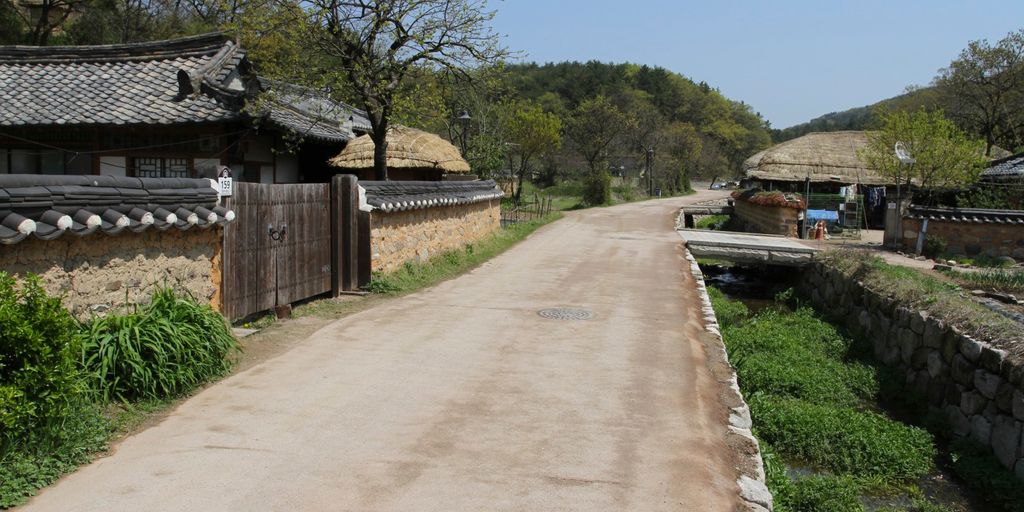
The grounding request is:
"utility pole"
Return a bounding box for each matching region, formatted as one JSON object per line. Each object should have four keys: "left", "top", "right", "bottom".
{"left": 646, "top": 148, "right": 655, "bottom": 196}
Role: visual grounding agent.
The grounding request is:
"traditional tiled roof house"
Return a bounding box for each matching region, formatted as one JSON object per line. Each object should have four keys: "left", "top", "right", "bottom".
{"left": 0, "top": 33, "right": 370, "bottom": 183}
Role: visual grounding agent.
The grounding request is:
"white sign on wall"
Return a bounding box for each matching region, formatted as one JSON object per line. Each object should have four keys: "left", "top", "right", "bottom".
{"left": 217, "top": 166, "right": 233, "bottom": 197}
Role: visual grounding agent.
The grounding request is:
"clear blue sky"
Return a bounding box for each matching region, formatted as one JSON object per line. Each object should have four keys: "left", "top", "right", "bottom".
{"left": 490, "top": 0, "right": 1024, "bottom": 129}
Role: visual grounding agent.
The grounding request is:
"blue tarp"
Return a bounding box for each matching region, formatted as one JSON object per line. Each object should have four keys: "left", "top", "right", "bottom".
{"left": 806, "top": 209, "right": 839, "bottom": 221}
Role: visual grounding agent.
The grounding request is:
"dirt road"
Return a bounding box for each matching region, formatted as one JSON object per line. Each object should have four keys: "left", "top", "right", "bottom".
{"left": 24, "top": 191, "right": 742, "bottom": 511}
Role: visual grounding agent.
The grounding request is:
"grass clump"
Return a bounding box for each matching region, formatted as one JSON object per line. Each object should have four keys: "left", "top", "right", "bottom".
{"left": 787, "top": 475, "right": 864, "bottom": 512}
{"left": 81, "top": 288, "right": 240, "bottom": 401}
{"left": 369, "top": 214, "right": 560, "bottom": 295}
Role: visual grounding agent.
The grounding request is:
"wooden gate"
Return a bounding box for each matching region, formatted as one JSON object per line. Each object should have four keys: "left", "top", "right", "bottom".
{"left": 222, "top": 183, "right": 333, "bottom": 320}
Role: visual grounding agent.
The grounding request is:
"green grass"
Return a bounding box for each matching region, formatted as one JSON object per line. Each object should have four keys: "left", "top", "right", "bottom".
{"left": 368, "top": 213, "right": 561, "bottom": 295}
{"left": 0, "top": 399, "right": 110, "bottom": 508}
{"left": 946, "top": 440, "right": 1024, "bottom": 512}
{"left": 939, "top": 266, "right": 1024, "bottom": 294}
{"left": 750, "top": 395, "right": 935, "bottom": 482}
{"left": 706, "top": 286, "right": 748, "bottom": 328}
{"left": 694, "top": 214, "right": 730, "bottom": 230}
{"left": 710, "top": 288, "right": 942, "bottom": 510}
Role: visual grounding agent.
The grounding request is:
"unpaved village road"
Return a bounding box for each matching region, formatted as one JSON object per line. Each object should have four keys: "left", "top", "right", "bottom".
{"left": 24, "top": 190, "right": 742, "bottom": 511}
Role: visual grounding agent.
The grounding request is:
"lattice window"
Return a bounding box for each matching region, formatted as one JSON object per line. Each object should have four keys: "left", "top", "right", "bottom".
{"left": 132, "top": 157, "right": 191, "bottom": 178}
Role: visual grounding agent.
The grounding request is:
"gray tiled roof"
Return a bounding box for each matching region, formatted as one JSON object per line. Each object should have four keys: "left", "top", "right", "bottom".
{"left": 0, "top": 33, "right": 249, "bottom": 127}
{"left": 0, "top": 33, "right": 364, "bottom": 141}
{"left": 360, "top": 180, "right": 503, "bottom": 212}
{"left": 981, "top": 153, "right": 1024, "bottom": 181}
{"left": 260, "top": 79, "right": 370, "bottom": 143}
{"left": 0, "top": 174, "right": 233, "bottom": 244}
{"left": 906, "top": 205, "right": 1024, "bottom": 225}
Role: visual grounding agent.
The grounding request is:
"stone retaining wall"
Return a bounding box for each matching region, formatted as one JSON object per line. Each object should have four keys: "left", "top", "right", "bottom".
{"left": 369, "top": 199, "right": 500, "bottom": 273}
{"left": 0, "top": 228, "right": 222, "bottom": 317}
{"left": 733, "top": 200, "right": 799, "bottom": 237}
{"left": 800, "top": 263, "right": 1024, "bottom": 480}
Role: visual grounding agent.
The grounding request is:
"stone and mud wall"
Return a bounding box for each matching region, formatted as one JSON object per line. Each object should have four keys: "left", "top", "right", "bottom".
{"left": 901, "top": 217, "right": 1024, "bottom": 260}
{"left": 800, "top": 263, "right": 1024, "bottom": 481}
{"left": 0, "top": 228, "right": 222, "bottom": 317}
{"left": 733, "top": 200, "right": 800, "bottom": 237}
{"left": 369, "top": 199, "right": 500, "bottom": 273}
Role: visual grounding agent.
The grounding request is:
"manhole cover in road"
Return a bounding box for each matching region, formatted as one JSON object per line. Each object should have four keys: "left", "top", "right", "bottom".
{"left": 537, "top": 308, "right": 594, "bottom": 320}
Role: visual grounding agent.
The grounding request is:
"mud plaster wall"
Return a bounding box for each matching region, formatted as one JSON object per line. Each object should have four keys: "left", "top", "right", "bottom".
{"left": 901, "top": 217, "right": 1024, "bottom": 260}
{"left": 733, "top": 200, "right": 800, "bottom": 237}
{"left": 369, "top": 200, "right": 500, "bottom": 273}
{"left": 0, "top": 228, "right": 222, "bottom": 317}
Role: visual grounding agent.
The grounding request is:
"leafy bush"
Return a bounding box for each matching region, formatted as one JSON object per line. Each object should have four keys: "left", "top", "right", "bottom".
{"left": 0, "top": 273, "right": 86, "bottom": 444}
{"left": 723, "top": 308, "right": 852, "bottom": 361}
{"left": 749, "top": 395, "right": 935, "bottom": 483}
{"left": 81, "top": 288, "right": 239, "bottom": 401}
{"left": 707, "top": 286, "right": 748, "bottom": 327}
{"left": 583, "top": 171, "right": 611, "bottom": 205}
{"left": 695, "top": 214, "right": 730, "bottom": 230}
{"left": 922, "top": 235, "right": 947, "bottom": 259}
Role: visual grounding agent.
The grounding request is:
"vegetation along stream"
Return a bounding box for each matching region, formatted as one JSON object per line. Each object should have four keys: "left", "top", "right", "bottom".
{"left": 701, "top": 263, "right": 1015, "bottom": 512}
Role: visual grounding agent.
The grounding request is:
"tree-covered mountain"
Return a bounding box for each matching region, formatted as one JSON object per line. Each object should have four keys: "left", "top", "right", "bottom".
{"left": 771, "top": 86, "right": 942, "bottom": 143}
{"left": 501, "top": 61, "right": 772, "bottom": 178}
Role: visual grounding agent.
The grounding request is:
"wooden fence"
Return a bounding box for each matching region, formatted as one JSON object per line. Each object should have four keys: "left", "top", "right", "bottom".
{"left": 500, "top": 194, "right": 553, "bottom": 227}
{"left": 221, "top": 175, "right": 365, "bottom": 320}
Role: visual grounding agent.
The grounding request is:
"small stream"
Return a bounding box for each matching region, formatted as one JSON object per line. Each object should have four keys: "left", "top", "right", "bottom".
{"left": 701, "top": 263, "right": 998, "bottom": 512}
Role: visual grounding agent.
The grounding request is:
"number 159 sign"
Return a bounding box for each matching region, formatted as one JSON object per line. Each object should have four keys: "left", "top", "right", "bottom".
{"left": 217, "top": 166, "right": 233, "bottom": 197}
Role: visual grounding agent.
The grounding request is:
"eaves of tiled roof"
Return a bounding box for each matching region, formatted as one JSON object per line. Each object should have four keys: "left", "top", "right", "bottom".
{"left": 906, "top": 205, "right": 1024, "bottom": 225}
{"left": 360, "top": 180, "right": 504, "bottom": 213}
{"left": 0, "top": 175, "right": 233, "bottom": 245}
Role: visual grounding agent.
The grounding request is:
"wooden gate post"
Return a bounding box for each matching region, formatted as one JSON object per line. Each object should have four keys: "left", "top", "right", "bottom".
{"left": 331, "top": 174, "right": 360, "bottom": 294}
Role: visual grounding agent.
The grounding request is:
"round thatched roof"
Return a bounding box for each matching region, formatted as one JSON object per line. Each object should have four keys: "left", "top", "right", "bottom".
{"left": 744, "top": 131, "right": 891, "bottom": 185}
{"left": 329, "top": 126, "right": 471, "bottom": 173}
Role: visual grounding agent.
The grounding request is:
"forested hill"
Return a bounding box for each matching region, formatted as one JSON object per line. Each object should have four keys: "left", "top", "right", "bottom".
{"left": 771, "top": 86, "right": 942, "bottom": 142}
{"left": 503, "top": 61, "right": 772, "bottom": 176}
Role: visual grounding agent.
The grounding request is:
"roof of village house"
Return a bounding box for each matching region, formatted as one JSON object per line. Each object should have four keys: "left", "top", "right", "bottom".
{"left": 981, "top": 152, "right": 1024, "bottom": 182}
{"left": 905, "top": 205, "right": 1024, "bottom": 225}
{"left": 0, "top": 33, "right": 369, "bottom": 143}
{"left": 360, "top": 180, "right": 503, "bottom": 212}
{"left": 743, "top": 131, "right": 892, "bottom": 186}
{"left": 260, "top": 79, "right": 372, "bottom": 143}
{"left": 0, "top": 174, "right": 233, "bottom": 244}
{"left": 330, "top": 126, "right": 471, "bottom": 173}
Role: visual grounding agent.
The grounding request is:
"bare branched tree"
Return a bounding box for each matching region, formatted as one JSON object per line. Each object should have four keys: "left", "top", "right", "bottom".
{"left": 300, "top": 0, "right": 508, "bottom": 180}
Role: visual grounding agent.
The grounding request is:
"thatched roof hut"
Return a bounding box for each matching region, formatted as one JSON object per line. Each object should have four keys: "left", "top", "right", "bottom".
{"left": 743, "top": 131, "right": 891, "bottom": 186}
{"left": 329, "top": 126, "right": 470, "bottom": 181}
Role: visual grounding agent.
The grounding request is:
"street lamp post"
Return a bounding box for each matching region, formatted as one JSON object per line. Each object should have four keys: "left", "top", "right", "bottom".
{"left": 455, "top": 110, "right": 472, "bottom": 157}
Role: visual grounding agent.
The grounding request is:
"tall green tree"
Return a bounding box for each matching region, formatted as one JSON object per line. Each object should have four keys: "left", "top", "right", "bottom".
{"left": 860, "top": 109, "right": 987, "bottom": 191}
{"left": 566, "top": 96, "right": 625, "bottom": 204}
{"left": 504, "top": 102, "right": 562, "bottom": 203}
{"left": 299, "top": 0, "right": 508, "bottom": 180}
{"left": 934, "top": 30, "right": 1024, "bottom": 155}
